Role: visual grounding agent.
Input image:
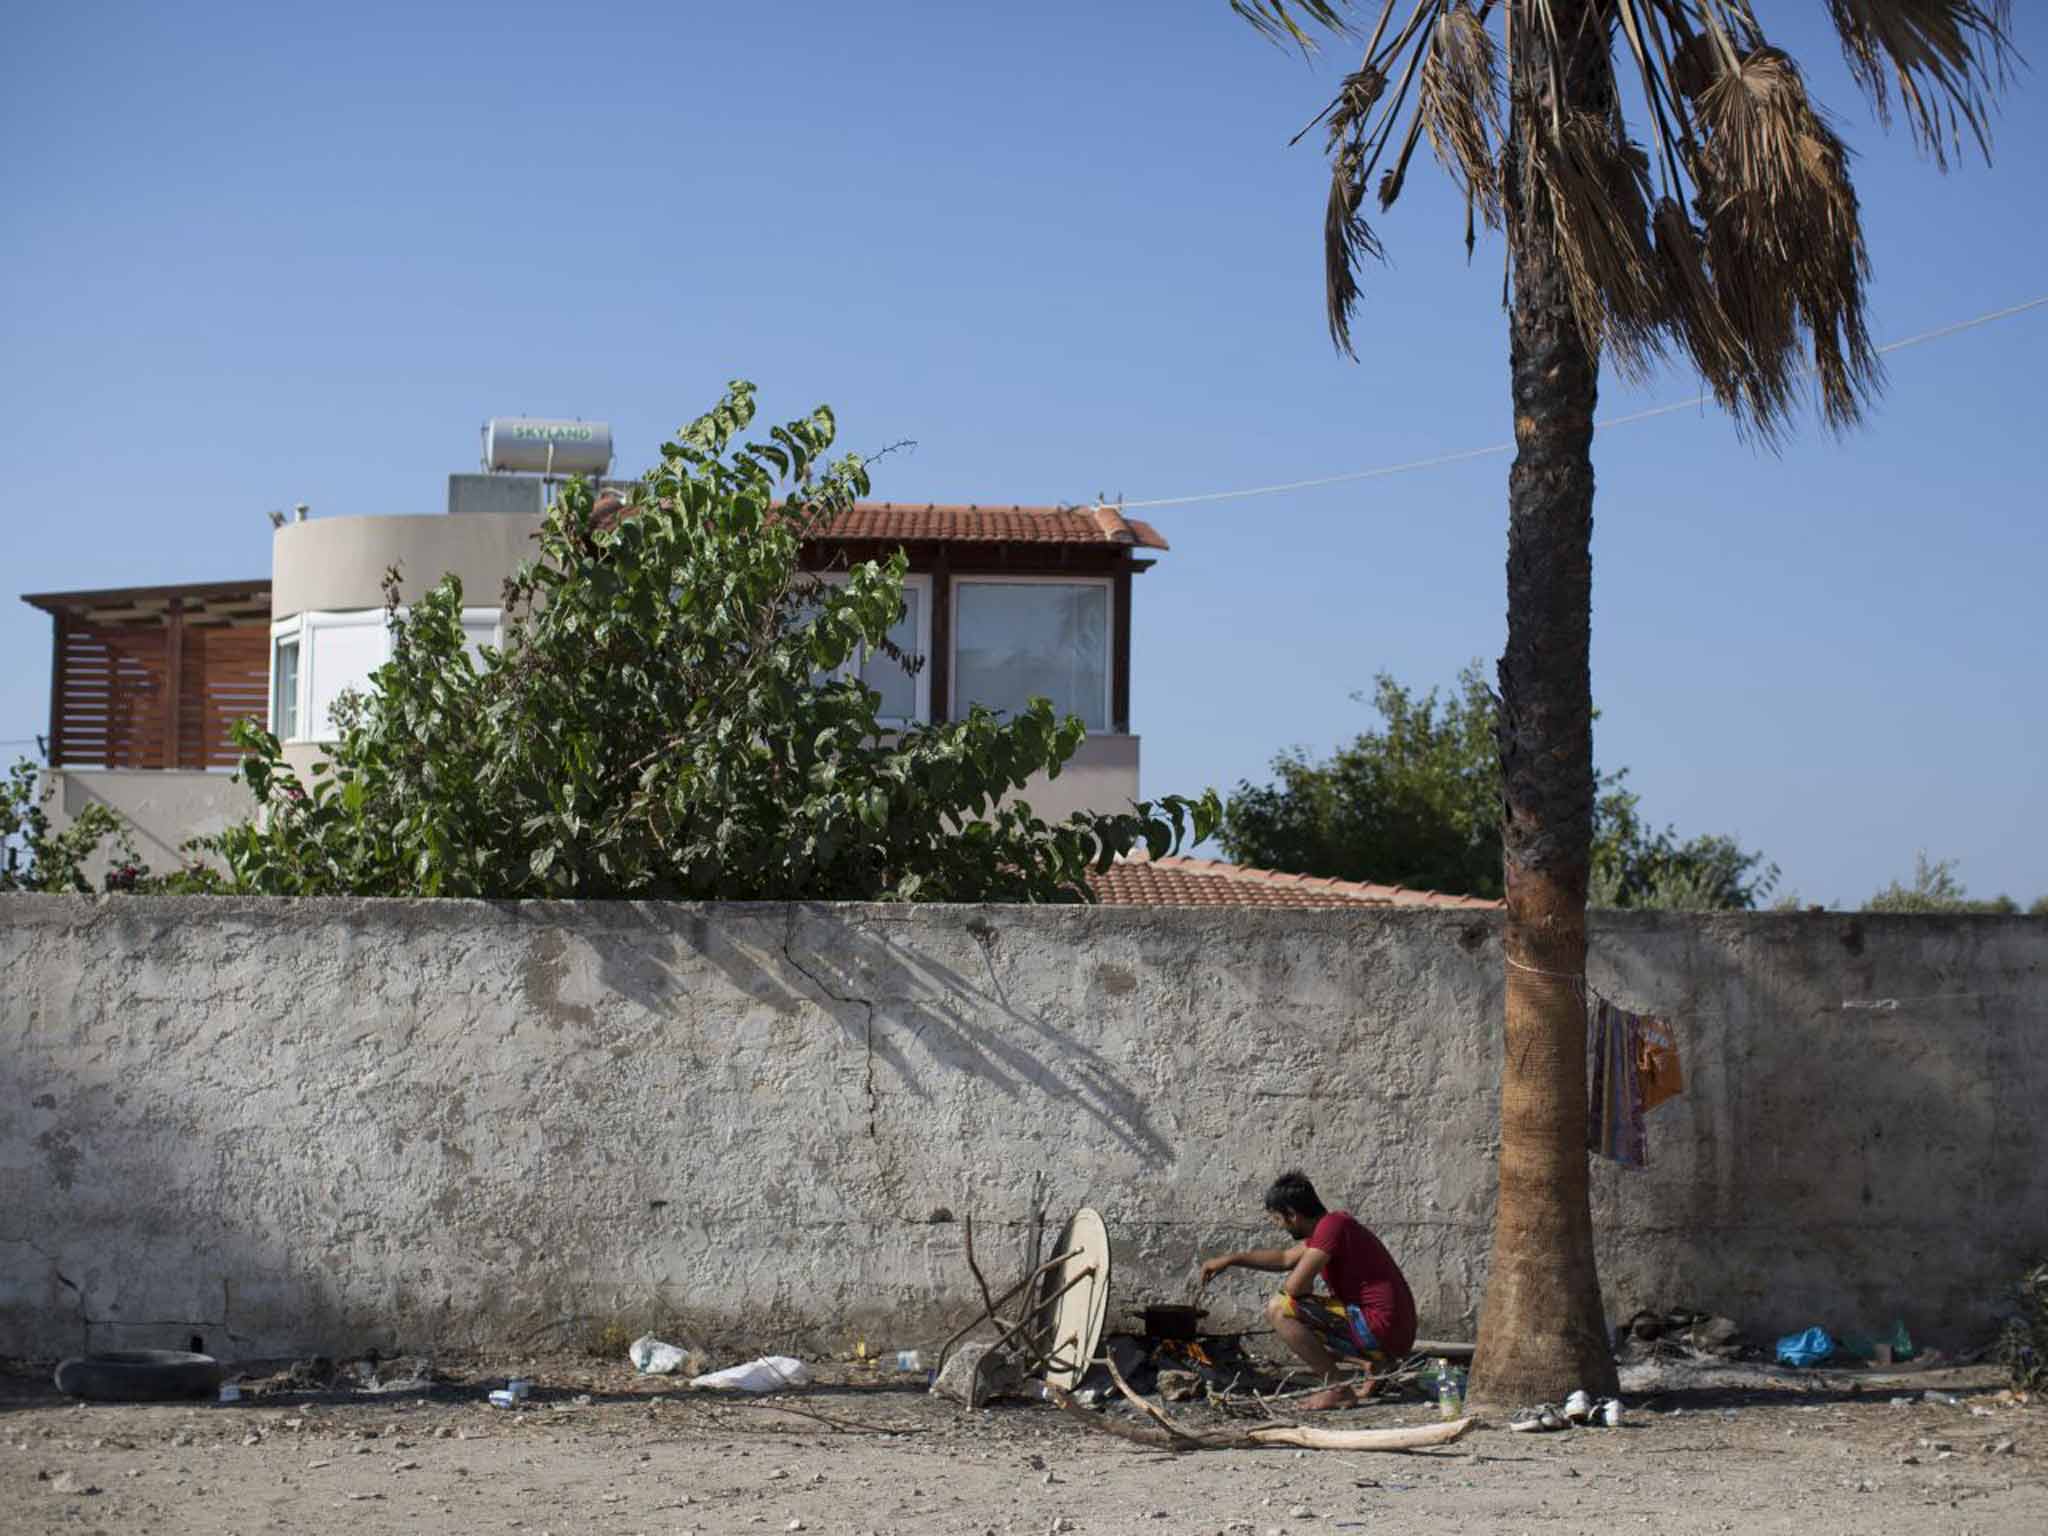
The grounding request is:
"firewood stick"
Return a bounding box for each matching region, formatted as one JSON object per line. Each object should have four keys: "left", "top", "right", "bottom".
{"left": 1245, "top": 1418, "right": 1476, "bottom": 1451}
{"left": 1042, "top": 1382, "right": 1478, "bottom": 1453}
{"left": 1102, "top": 1353, "right": 1204, "bottom": 1445}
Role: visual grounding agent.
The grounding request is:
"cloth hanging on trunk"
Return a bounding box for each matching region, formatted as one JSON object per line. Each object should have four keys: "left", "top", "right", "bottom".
{"left": 1587, "top": 999, "right": 1649, "bottom": 1168}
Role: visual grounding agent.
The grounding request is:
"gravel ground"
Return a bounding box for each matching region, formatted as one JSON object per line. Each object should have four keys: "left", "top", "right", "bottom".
{"left": 3, "top": 1354, "right": 2040, "bottom": 1536}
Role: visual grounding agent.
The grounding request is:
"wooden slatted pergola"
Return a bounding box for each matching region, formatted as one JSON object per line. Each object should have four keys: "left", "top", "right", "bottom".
{"left": 22, "top": 581, "right": 274, "bottom": 770}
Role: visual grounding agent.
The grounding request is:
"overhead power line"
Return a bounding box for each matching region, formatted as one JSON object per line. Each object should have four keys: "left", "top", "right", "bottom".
{"left": 1122, "top": 295, "right": 2048, "bottom": 511}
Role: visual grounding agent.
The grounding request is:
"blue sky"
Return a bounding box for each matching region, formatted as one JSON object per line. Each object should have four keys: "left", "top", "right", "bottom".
{"left": 4, "top": 2, "right": 2043, "bottom": 906}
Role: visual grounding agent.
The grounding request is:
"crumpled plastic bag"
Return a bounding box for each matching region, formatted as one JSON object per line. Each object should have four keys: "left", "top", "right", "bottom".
{"left": 1775, "top": 1326, "right": 1836, "bottom": 1368}
{"left": 629, "top": 1335, "right": 689, "bottom": 1375}
{"left": 688, "top": 1355, "right": 809, "bottom": 1392}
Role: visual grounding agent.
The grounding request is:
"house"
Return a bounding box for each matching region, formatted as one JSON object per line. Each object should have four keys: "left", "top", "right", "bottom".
{"left": 263, "top": 496, "right": 1168, "bottom": 820}
{"left": 24, "top": 493, "right": 1172, "bottom": 864}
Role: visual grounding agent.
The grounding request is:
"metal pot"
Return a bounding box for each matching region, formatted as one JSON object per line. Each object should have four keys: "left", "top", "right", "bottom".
{"left": 1140, "top": 1304, "right": 1207, "bottom": 1341}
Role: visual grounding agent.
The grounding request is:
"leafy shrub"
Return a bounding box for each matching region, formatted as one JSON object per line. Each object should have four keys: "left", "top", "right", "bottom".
{"left": 1, "top": 758, "right": 139, "bottom": 893}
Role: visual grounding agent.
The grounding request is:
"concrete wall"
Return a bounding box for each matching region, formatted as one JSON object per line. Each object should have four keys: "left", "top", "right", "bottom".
{"left": 46, "top": 770, "right": 257, "bottom": 885}
{"left": 1012, "top": 734, "right": 1139, "bottom": 823}
{"left": 2, "top": 898, "right": 2041, "bottom": 1364}
{"left": 271, "top": 513, "right": 542, "bottom": 617}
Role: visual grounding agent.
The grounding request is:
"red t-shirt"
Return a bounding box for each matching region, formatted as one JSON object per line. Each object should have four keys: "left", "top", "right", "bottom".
{"left": 1309, "top": 1211, "right": 1417, "bottom": 1357}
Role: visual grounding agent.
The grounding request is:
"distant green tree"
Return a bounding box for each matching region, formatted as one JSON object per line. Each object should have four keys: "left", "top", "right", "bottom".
{"left": 1220, "top": 664, "right": 1503, "bottom": 897}
{"left": 1588, "top": 777, "right": 1778, "bottom": 911}
{"left": 2031, "top": 895, "right": 2048, "bottom": 919}
{"left": 1865, "top": 853, "right": 2019, "bottom": 915}
{"left": 202, "top": 383, "right": 1216, "bottom": 900}
{"left": 1221, "top": 663, "right": 1774, "bottom": 908}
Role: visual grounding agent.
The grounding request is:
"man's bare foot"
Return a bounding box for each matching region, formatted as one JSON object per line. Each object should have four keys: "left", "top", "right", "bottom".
{"left": 1298, "top": 1382, "right": 1362, "bottom": 1412}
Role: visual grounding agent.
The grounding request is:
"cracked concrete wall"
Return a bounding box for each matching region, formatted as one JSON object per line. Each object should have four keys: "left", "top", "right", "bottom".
{"left": 1, "top": 897, "right": 2041, "bottom": 1362}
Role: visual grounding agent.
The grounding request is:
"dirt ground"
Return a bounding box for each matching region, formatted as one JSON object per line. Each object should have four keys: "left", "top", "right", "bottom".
{"left": 3, "top": 1352, "right": 2041, "bottom": 1536}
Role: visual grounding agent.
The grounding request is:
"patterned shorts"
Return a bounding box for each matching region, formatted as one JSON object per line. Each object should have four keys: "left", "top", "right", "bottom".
{"left": 1276, "top": 1293, "right": 1388, "bottom": 1362}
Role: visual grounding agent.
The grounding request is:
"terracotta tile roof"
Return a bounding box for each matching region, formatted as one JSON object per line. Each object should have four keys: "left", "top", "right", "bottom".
{"left": 815, "top": 503, "right": 1168, "bottom": 551}
{"left": 589, "top": 492, "right": 1166, "bottom": 551}
{"left": 1088, "top": 853, "right": 1504, "bottom": 910}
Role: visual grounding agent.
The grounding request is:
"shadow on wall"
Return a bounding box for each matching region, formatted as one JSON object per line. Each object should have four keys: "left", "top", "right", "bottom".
{"left": 1585, "top": 911, "right": 2047, "bottom": 1348}
{"left": 587, "top": 903, "right": 1173, "bottom": 1167}
{"left": 0, "top": 1047, "right": 283, "bottom": 1373}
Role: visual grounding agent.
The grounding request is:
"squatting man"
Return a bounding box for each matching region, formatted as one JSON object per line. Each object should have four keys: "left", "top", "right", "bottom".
{"left": 1196, "top": 1170, "right": 1417, "bottom": 1410}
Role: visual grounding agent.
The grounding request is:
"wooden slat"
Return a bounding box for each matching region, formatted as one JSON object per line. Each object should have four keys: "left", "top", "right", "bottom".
{"left": 164, "top": 600, "right": 185, "bottom": 765}
{"left": 175, "top": 624, "right": 270, "bottom": 767}
{"left": 47, "top": 616, "right": 273, "bottom": 770}
{"left": 49, "top": 624, "right": 168, "bottom": 768}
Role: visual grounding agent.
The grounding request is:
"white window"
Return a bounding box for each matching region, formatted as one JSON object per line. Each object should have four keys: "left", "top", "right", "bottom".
{"left": 953, "top": 578, "right": 1112, "bottom": 732}
{"left": 271, "top": 634, "right": 300, "bottom": 741}
{"left": 305, "top": 613, "right": 388, "bottom": 743}
{"left": 807, "top": 573, "right": 931, "bottom": 726}
{"left": 269, "top": 608, "right": 502, "bottom": 744}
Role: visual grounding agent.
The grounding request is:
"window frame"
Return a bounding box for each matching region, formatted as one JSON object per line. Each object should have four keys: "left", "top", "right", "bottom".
{"left": 808, "top": 571, "right": 933, "bottom": 728}
{"left": 950, "top": 574, "right": 1116, "bottom": 733}
{"left": 269, "top": 607, "right": 503, "bottom": 744}
{"left": 270, "top": 631, "right": 301, "bottom": 743}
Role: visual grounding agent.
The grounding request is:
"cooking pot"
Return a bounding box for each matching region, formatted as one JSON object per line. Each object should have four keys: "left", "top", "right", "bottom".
{"left": 1140, "top": 1303, "right": 1207, "bottom": 1341}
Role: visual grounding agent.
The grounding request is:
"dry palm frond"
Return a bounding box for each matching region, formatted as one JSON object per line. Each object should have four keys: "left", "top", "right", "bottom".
{"left": 1234, "top": 0, "right": 2013, "bottom": 439}
{"left": 1233, "top": 0, "right": 1360, "bottom": 50}
{"left": 1690, "top": 46, "right": 1878, "bottom": 432}
{"left": 1325, "top": 62, "right": 1392, "bottom": 144}
{"left": 1315, "top": 38, "right": 1412, "bottom": 355}
{"left": 1325, "top": 141, "right": 1384, "bottom": 356}
{"left": 1415, "top": 2, "right": 1506, "bottom": 237}
{"left": 1822, "top": 0, "right": 2015, "bottom": 168}
{"left": 1309, "top": 3, "right": 1470, "bottom": 351}
{"left": 1647, "top": 198, "right": 1748, "bottom": 407}
{"left": 1522, "top": 110, "right": 1664, "bottom": 382}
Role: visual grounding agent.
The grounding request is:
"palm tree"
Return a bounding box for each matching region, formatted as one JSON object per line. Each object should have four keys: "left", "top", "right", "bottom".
{"left": 1231, "top": 0, "right": 2014, "bottom": 1405}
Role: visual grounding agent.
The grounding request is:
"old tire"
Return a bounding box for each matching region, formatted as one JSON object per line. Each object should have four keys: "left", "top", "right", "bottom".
{"left": 53, "top": 1350, "right": 223, "bottom": 1402}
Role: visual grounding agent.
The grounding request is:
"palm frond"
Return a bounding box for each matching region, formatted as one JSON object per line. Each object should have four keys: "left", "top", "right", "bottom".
{"left": 1522, "top": 110, "right": 1664, "bottom": 382}
{"left": 1325, "top": 143, "right": 1384, "bottom": 356}
{"left": 1299, "top": 3, "right": 1461, "bottom": 352}
{"left": 1232, "top": 0, "right": 2014, "bottom": 438}
{"left": 1232, "top": 0, "right": 1358, "bottom": 49}
{"left": 1416, "top": 2, "right": 1506, "bottom": 236}
{"left": 1822, "top": 0, "right": 2016, "bottom": 168}
{"left": 1691, "top": 46, "right": 1878, "bottom": 432}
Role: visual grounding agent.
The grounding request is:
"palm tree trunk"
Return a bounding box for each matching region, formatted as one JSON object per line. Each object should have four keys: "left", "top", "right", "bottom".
{"left": 1467, "top": 1, "right": 1619, "bottom": 1409}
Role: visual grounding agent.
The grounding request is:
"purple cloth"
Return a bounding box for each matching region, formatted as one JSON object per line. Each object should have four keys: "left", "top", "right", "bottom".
{"left": 1588, "top": 999, "right": 1649, "bottom": 1168}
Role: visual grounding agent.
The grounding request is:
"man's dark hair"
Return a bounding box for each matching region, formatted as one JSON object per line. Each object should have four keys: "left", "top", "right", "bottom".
{"left": 1263, "top": 1170, "right": 1327, "bottom": 1221}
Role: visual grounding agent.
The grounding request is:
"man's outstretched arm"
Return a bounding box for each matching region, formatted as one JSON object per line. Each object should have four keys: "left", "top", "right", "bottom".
{"left": 1198, "top": 1242, "right": 1306, "bottom": 1288}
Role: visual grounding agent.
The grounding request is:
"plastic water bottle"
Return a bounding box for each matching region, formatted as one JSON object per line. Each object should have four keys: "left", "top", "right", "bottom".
{"left": 1437, "top": 1358, "right": 1465, "bottom": 1420}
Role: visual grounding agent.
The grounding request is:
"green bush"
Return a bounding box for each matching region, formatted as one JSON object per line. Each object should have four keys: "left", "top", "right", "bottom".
{"left": 0, "top": 758, "right": 139, "bottom": 893}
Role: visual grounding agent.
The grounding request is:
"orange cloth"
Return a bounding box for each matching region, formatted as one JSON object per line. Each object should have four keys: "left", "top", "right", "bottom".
{"left": 1636, "top": 1016, "right": 1684, "bottom": 1111}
